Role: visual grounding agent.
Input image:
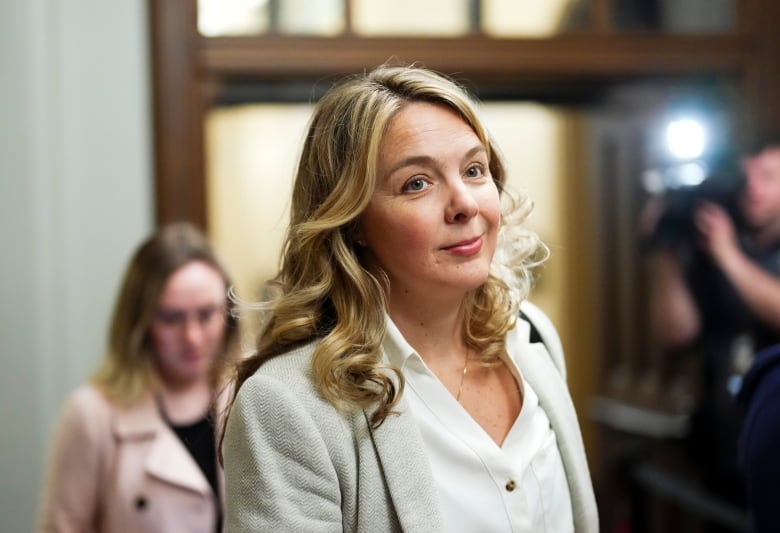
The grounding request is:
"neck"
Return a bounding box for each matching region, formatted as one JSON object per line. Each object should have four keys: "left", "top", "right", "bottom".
{"left": 157, "top": 376, "right": 213, "bottom": 425}
{"left": 388, "top": 297, "right": 467, "bottom": 366}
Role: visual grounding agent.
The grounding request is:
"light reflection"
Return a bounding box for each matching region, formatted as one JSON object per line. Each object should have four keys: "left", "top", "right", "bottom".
{"left": 483, "top": 0, "right": 578, "bottom": 37}
{"left": 198, "top": 0, "right": 269, "bottom": 36}
{"left": 665, "top": 118, "right": 706, "bottom": 160}
{"left": 198, "top": 0, "right": 580, "bottom": 38}
{"left": 352, "top": 0, "right": 471, "bottom": 36}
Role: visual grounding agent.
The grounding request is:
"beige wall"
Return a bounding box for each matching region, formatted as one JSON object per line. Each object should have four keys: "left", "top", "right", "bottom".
{"left": 206, "top": 104, "right": 311, "bottom": 302}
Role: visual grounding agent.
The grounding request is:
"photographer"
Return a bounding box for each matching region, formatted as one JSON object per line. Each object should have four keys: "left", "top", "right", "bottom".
{"left": 643, "top": 132, "right": 780, "bottom": 513}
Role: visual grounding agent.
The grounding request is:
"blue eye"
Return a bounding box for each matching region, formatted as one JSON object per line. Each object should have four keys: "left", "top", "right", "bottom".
{"left": 465, "top": 165, "right": 484, "bottom": 178}
{"left": 403, "top": 177, "right": 428, "bottom": 192}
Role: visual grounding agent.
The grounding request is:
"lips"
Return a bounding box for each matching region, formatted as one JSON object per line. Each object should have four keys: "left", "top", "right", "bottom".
{"left": 180, "top": 351, "right": 203, "bottom": 364}
{"left": 443, "top": 236, "right": 483, "bottom": 256}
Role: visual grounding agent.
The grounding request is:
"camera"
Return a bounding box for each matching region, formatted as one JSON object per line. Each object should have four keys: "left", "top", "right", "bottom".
{"left": 644, "top": 163, "right": 743, "bottom": 248}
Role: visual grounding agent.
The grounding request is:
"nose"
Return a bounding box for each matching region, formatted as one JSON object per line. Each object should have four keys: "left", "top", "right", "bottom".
{"left": 445, "top": 181, "right": 479, "bottom": 223}
{"left": 182, "top": 317, "right": 205, "bottom": 346}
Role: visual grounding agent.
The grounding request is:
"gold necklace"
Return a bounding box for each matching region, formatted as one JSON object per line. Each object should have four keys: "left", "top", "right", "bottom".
{"left": 455, "top": 350, "right": 469, "bottom": 401}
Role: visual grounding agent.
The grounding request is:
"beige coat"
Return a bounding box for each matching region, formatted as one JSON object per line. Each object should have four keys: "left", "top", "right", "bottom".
{"left": 37, "top": 384, "right": 226, "bottom": 533}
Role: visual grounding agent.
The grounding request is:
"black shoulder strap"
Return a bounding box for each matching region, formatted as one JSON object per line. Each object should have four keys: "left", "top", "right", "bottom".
{"left": 520, "top": 310, "right": 544, "bottom": 346}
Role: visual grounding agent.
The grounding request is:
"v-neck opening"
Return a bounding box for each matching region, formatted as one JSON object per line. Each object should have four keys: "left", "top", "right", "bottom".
{"left": 404, "top": 351, "right": 529, "bottom": 453}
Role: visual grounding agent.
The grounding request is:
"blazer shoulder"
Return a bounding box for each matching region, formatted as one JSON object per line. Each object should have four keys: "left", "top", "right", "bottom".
{"left": 248, "top": 341, "right": 318, "bottom": 389}
{"left": 236, "top": 341, "right": 352, "bottom": 430}
{"left": 519, "top": 300, "right": 567, "bottom": 379}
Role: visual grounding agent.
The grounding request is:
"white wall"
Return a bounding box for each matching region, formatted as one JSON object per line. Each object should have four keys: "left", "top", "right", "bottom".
{"left": 0, "top": 2, "right": 152, "bottom": 531}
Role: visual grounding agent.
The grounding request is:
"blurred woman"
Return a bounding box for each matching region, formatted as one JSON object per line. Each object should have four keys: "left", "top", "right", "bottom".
{"left": 222, "top": 64, "right": 598, "bottom": 532}
{"left": 38, "top": 222, "right": 241, "bottom": 533}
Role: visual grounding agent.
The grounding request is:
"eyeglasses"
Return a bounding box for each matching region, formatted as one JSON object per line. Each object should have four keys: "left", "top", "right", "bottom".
{"left": 152, "top": 304, "right": 227, "bottom": 331}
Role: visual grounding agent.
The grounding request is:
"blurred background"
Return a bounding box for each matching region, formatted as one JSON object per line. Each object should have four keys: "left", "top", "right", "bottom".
{"left": 3, "top": 0, "right": 779, "bottom": 531}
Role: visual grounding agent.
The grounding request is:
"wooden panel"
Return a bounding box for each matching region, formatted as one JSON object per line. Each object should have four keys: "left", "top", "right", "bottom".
{"left": 751, "top": 0, "right": 780, "bottom": 130}
{"left": 197, "top": 34, "right": 751, "bottom": 83}
{"left": 150, "top": 0, "right": 207, "bottom": 228}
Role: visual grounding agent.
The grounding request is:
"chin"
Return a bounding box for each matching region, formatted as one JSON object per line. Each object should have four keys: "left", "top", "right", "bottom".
{"left": 453, "top": 270, "right": 491, "bottom": 291}
{"left": 178, "top": 362, "right": 210, "bottom": 380}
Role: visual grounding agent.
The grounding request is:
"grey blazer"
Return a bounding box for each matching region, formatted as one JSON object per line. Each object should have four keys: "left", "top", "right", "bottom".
{"left": 223, "top": 302, "right": 598, "bottom": 532}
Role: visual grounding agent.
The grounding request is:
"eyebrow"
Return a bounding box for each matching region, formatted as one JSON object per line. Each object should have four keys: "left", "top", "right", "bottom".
{"left": 155, "top": 303, "right": 225, "bottom": 315}
{"left": 386, "top": 144, "right": 487, "bottom": 177}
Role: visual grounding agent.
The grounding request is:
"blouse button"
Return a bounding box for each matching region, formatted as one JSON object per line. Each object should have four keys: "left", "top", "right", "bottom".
{"left": 505, "top": 480, "right": 517, "bottom": 492}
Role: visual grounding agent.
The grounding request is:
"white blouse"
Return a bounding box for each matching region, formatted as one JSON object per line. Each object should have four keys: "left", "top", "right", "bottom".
{"left": 383, "top": 318, "right": 574, "bottom": 533}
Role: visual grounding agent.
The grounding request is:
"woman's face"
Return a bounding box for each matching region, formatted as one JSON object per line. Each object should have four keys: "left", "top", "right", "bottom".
{"left": 148, "top": 261, "right": 228, "bottom": 387}
{"left": 359, "top": 101, "right": 501, "bottom": 306}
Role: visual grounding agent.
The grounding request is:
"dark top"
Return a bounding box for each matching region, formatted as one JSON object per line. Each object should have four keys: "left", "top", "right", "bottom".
{"left": 737, "top": 344, "right": 780, "bottom": 533}
{"left": 680, "top": 231, "right": 780, "bottom": 503}
{"left": 167, "top": 411, "right": 222, "bottom": 533}
{"left": 687, "top": 234, "right": 780, "bottom": 352}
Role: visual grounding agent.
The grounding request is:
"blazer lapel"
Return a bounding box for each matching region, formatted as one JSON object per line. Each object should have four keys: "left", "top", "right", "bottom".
{"left": 514, "top": 335, "right": 597, "bottom": 532}
{"left": 145, "top": 427, "right": 211, "bottom": 495}
{"left": 365, "top": 399, "right": 444, "bottom": 533}
{"left": 516, "top": 341, "right": 582, "bottom": 457}
{"left": 113, "top": 394, "right": 212, "bottom": 496}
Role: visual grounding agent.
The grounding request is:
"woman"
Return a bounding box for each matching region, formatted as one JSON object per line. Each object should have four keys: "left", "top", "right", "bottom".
{"left": 38, "top": 222, "right": 241, "bottom": 533}
{"left": 223, "top": 64, "right": 598, "bottom": 532}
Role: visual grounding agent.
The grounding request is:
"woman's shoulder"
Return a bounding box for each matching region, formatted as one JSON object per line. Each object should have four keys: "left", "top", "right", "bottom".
{"left": 249, "top": 340, "right": 318, "bottom": 383}
{"left": 236, "top": 340, "right": 342, "bottom": 417}
{"left": 519, "top": 300, "right": 558, "bottom": 340}
{"left": 52, "top": 384, "right": 117, "bottom": 447}
{"left": 518, "top": 300, "right": 566, "bottom": 378}
{"left": 63, "top": 383, "right": 114, "bottom": 418}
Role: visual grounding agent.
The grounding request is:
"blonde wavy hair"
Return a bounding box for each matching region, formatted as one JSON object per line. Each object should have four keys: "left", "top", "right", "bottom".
{"left": 231, "top": 63, "right": 546, "bottom": 427}
{"left": 92, "top": 222, "right": 242, "bottom": 406}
